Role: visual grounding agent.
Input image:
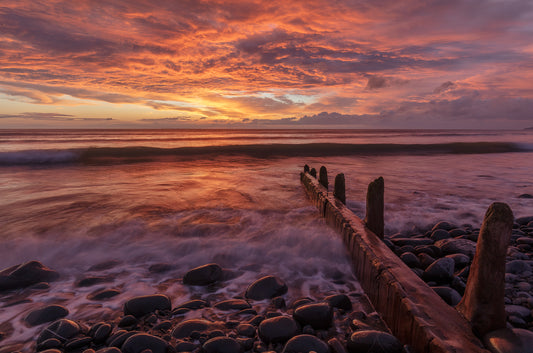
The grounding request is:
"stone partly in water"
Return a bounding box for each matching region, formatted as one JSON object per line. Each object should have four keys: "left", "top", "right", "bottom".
{"left": 121, "top": 333, "right": 168, "bottom": 353}
{"left": 37, "top": 319, "right": 80, "bottom": 344}
{"left": 483, "top": 328, "right": 533, "bottom": 353}
{"left": 123, "top": 294, "right": 171, "bottom": 318}
{"left": 347, "top": 330, "right": 403, "bottom": 353}
{"left": 282, "top": 334, "right": 330, "bottom": 353}
{"left": 293, "top": 303, "right": 333, "bottom": 330}
{"left": 258, "top": 316, "right": 299, "bottom": 344}
{"left": 0, "top": 261, "right": 60, "bottom": 292}
{"left": 24, "top": 305, "right": 69, "bottom": 327}
{"left": 183, "top": 263, "right": 223, "bottom": 286}
{"left": 245, "top": 276, "right": 288, "bottom": 300}
{"left": 214, "top": 299, "right": 251, "bottom": 311}
{"left": 324, "top": 294, "right": 352, "bottom": 311}
{"left": 203, "top": 336, "right": 243, "bottom": 353}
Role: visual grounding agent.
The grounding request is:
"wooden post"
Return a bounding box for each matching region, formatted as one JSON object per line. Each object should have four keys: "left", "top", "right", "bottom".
{"left": 364, "top": 177, "right": 384, "bottom": 239}
{"left": 310, "top": 168, "right": 317, "bottom": 178}
{"left": 304, "top": 164, "right": 310, "bottom": 173}
{"left": 456, "top": 202, "right": 513, "bottom": 337}
{"left": 334, "top": 173, "right": 346, "bottom": 204}
{"left": 319, "top": 166, "right": 328, "bottom": 190}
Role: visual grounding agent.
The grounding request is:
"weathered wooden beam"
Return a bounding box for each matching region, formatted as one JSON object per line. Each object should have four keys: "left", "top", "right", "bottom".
{"left": 364, "top": 176, "right": 384, "bottom": 239}
{"left": 334, "top": 173, "right": 346, "bottom": 204}
{"left": 457, "top": 202, "right": 514, "bottom": 337}
{"left": 319, "top": 166, "right": 328, "bottom": 189}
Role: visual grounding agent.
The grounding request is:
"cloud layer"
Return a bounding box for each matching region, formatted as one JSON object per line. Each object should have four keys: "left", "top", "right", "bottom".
{"left": 1, "top": 0, "right": 533, "bottom": 128}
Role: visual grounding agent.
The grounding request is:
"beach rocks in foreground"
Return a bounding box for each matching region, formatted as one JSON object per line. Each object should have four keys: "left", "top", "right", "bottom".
{"left": 387, "top": 216, "right": 533, "bottom": 331}
{"left": 15, "top": 262, "right": 402, "bottom": 353}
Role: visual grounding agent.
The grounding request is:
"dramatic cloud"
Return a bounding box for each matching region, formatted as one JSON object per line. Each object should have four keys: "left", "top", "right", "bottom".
{"left": 0, "top": 0, "right": 532, "bottom": 128}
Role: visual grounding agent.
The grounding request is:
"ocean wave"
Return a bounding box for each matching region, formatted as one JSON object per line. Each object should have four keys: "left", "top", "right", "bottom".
{"left": 0, "top": 142, "right": 531, "bottom": 166}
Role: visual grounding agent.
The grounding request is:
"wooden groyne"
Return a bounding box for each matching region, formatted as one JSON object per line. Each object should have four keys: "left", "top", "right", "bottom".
{"left": 300, "top": 168, "right": 489, "bottom": 353}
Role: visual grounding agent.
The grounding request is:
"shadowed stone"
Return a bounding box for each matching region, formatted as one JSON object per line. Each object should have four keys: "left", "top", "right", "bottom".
{"left": 37, "top": 319, "right": 80, "bottom": 344}
{"left": 483, "top": 328, "right": 533, "bottom": 353}
{"left": 293, "top": 303, "right": 333, "bottom": 330}
{"left": 334, "top": 173, "right": 345, "bottom": 204}
{"left": 245, "top": 276, "right": 287, "bottom": 300}
{"left": 457, "top": 202, "right": 514, "bottom": 336}
{"left": 347, "top": 330, "right": 402, "bottom": 353}
{"left": 172, "top": 319, "right": 214, "bottom": 339}
{"left": 203, "top": 336, "right": 242, "bottom": 353}
{"left": 122, "top": 333, "right": 168, "bottom": 353}
{"left": 258, "top": 316, "right": 299, "bottom": 344}
{"left": 123, "top": 294, "right": 171, "bottom": 318}
{"left": 282, "top": 334, "right": 330, "bottom": 353}
{"left": 183, "top": 263, "right": 222, "bottom": 286}
{"left": 364, "top": 177, "right": 384, "bottom": 238}
{"left": 24, "top": 305, "right": 69, "bottom": 327}
{"left": 0, "top": 261, "right": 59, "bottom": 292}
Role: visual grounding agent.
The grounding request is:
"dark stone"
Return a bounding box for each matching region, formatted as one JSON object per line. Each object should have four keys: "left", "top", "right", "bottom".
{"left": 435, "top": 238, "right": 476, "bottom": 258}
{"left": 24, "top": 305, "right": 68, "bottom": 327}
{"left": 76, "top": 276, "right": 112, "bottom": 287}
{"left": 324, "top": 294, "right": 352, "bottom": 311}
{"left": 516, "top": 216, "right": 533, "bottom": 225}
{"left": 88, "top": 288, "right": 120, "bottom": 301}
{"left": 124, "top": 294, "right": 171, "bottom": 318}
{"left": 65, "top": 336, "right": 92, "bottom": 350}
{"left": 0, "top": 261, "right": 59, "bottom": 292}
{"left": 505, "top": 305, "right": 531, "bottom": 319}
{"left": 176, "top": 299, "right": 209, "bottom": 310}
{"left": 247, "top": 315, "right": 265, "bottom": 327}
{"left": 236, "top": 324, "right": 255, "bottom": 337}
{"left": 96, "top": 348, "right": 122, "bottom": 353}
{"left": 237, "top": 337, "right": 254, "bottom": 351}
{"left": 290, "top": 298, "right": 313, "bottom": 309}
{"left": 154, "top": 320, "right": 172, "bottom": 332}
{"left": 108, "top": 330, "right": 139, "bottom": 347}
{"left": 422, "top": 258, "right": 455, "bottom": 283}
{"left": 36, "top": 338, "right": 61, "bottom": 351}
{"left": 258, "top": 316, "right": 299, "bottom": 344}
{"left": 417, "top": 253, "right": 436, "bottom": 270}
{"left": 214, "top": 299, "right": 251, "bottom": 311}
{"left": 176, "top": 341, "right": 198, "bottom": 352}
{"left": 172, "top": 319, "right": 214, "bottom": 339}
{"left": 432, "top": 221, "right": 456, "bottom": 231}
{"left": 282, "top": 334, "right": 330, "bottom": 353}
{"left": 93, "top": 323, "right": 112, "bottom": 343}
{"left": 183, "top": 263, "right": 223, "bottom": 286}
{"left": 293, "top": 303, "right": 333, "bottom": 330}
{"left": 450, "top": 229, "right": 468, "bottom": 237}
{"left": 347, "top": 330, "right": 402, "bottom": 353}
{"left": 122, "top": 333, "right": 168, "bottom": 353}
{"left": 430, "top": 229, "right": 451, "bottom": 242}
{"left": 118, "top": 315, "right": 138, "bottom": 328}
{"left": 245, "top": 276, "right": 287, "bottom": 300}
{"left": 431, "top": 286, "right": 462, "bottom": 306}
{"left": 445, "top": 254, "right": 470, "bottom": 270}
{"left": 328, "top": 338, "right": 347, "bottom": 353}
{"left": 271, "top": 296, "right": 286, "bottom": 309}
{"left": 400, "top": 252, "right": 420, "bottom": 268}
{"left": 506, "top": 260, "right": 531, "bottom": 274}
{"left": 483, "top": 328, "right": 533, "bottom": 353}
{"left": 37, "top": 319, "right": 80, "bottom": 344}
{"left": 518, "top": 194, "right": 533, "bottom": 199}
{"left": 203, "top": 337, "right": 242, "bottom": 353}
{"left": 391, "top": 238, "right": 433, "bottom": 247}
{"left": 148, "top": 263, "right": 174, "bottom": 273}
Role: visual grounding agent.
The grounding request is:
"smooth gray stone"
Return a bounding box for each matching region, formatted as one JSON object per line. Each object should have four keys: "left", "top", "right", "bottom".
{"left": 431, "top": 286, "right": 462, "bottom": 306}
{"left": 0, "top": 261, "right": 59, "bottom": 291}
{"left": 506, "top": 260, "right": 531, "bottom": 275}
{"left": 203, "top": 337, "right": 242, "bottom": 353}
{"left": 37, "top": 319, "right": 80, "bottom": 344}
{"left": 123, "top": 294, "right": 171, "bottom": 318}
{"left": 245, "top": 275, "right": 287, "bottom": 300}
{"left": 122, "top": 333, "right": 168, "bottom": 353}
{"left": 293, "top": 303, "right": 333, "bottom": 330}
{"left": 172, "top": 319, "right": 213, "bottom": 339}
{"left": 430, "top": 229, "right": 451, "bottom": 242}
{"left": 422, "top": 257, "right": 455, "bottom": 282}
{"left": 183, "top": 263, "right": 222, "bottom": 285}
{"left": 483, "top": 328, "right": 533, "bottom": 353}
{"left": 347, "top": 330, "right": 402, "bottom": 353}
{"left": 258, "top": 316, "right": 299, "bottom": 344}
{"left": 505, "top": 305, "right": 531, "bottom": 319}
{"left": 432, "top": 221, "right": 456, "bottom": 231}
{"left": 324, "top": 294, "right": 352, "bottom": 311}
{"left": 24, "top": 305, "right": 68, "bottom": 327}
{"left": 214, "top": 299, "right": 251, "bottom": 311}
{"left": 435, "top": 238, "right": 476, "bottom": 258}
{"left": 282, "top": 334, "right": 330, "bottom": 353}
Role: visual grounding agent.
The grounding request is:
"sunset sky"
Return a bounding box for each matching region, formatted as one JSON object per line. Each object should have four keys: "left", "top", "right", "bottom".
{"left": 1, "top": 0, "right": 532, "bottom": 129}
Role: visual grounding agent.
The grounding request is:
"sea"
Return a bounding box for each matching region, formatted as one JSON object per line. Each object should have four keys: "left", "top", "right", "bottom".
{"left": 1, "top": 129, "right": 532, "bottom": 348}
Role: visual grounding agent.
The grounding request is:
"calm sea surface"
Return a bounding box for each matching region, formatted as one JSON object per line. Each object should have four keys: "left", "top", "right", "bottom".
{"left": 1, "top": 129, "right": 532, "bottom": 347}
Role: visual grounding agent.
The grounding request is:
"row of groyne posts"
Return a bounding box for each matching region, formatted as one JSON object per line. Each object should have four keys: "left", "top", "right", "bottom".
{"left": 301, "top": 165, "right": 519, "bottom": 353}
